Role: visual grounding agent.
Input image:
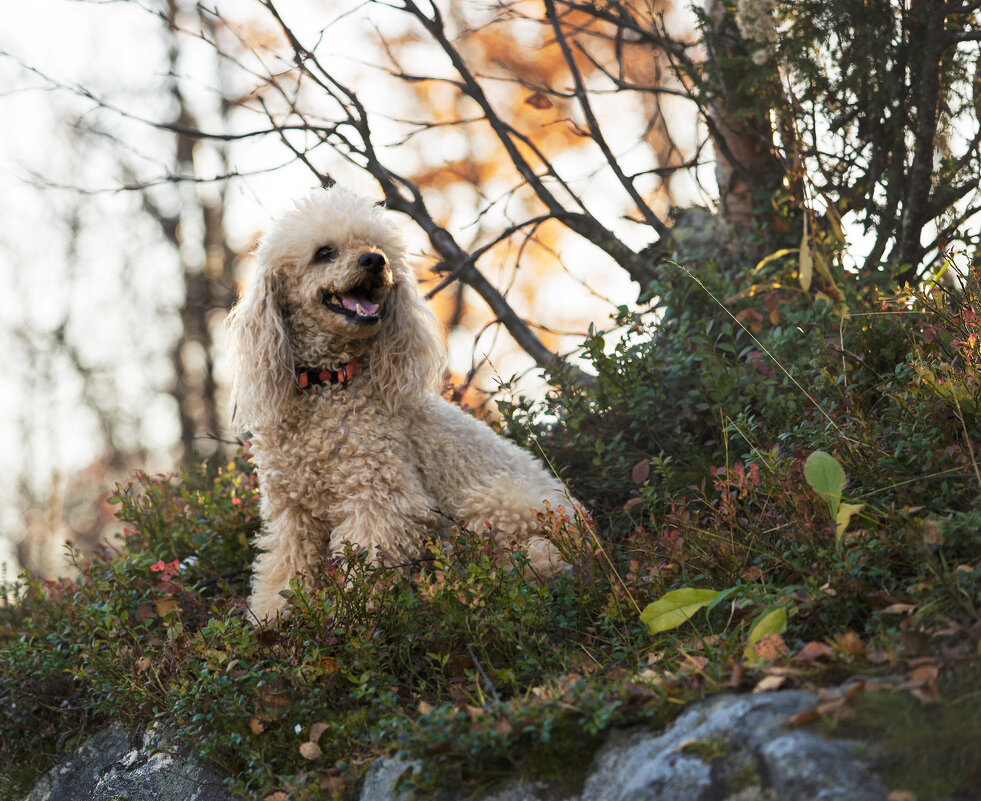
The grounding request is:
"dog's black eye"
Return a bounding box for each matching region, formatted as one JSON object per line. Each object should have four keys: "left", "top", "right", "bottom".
{"left": 313, "top": 245, "right": 338, "bottom": 263}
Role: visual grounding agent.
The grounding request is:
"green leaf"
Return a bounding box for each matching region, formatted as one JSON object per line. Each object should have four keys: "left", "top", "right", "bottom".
{"left": 835, "top": 502, "right": 866, "bottom": 545}
{"left": 744, "top": 607, "right": 787, "bottom": 664}
{"left": 705, "top": 584, "right": 747, "bottom": 613}
{"left": 804, "top": 450, "right": 846, "bottom": 518}
{"left": 640, "top": 588, "right": 719, "bottom": 634}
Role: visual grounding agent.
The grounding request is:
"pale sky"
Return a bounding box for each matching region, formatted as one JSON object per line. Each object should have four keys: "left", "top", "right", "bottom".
{"left": 0, "top": 0, "right": 698, "bottom": 574}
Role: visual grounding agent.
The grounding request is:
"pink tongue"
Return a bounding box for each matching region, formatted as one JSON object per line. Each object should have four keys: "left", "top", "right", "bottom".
{"left": 340, "top": 294, "right": 379, "bottom": 315}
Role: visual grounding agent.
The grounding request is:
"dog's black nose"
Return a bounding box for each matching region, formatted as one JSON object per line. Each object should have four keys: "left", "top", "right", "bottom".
{"left": 358, "top": 252, "right": 387, "bottom": 273}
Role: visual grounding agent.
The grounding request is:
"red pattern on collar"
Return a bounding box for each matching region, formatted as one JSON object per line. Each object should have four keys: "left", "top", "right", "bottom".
{"left": 296, "top": 357, "right": 362, "bottom": 389}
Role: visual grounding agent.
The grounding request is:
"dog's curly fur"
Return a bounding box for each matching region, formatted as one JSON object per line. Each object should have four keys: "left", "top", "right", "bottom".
{"left": 227, "top": 188, "right": 571, "bottom": 622}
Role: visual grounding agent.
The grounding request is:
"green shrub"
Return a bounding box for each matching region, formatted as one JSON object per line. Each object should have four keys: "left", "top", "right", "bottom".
{"left": 3, "top": 260, "right": 981, "bottom": 799}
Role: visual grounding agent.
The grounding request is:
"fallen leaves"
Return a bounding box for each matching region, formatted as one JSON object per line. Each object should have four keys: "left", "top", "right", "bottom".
{"left": 793, "top": 641, "right": 834, "bottom": 665}
{"left": 298, "top": 720, "right": 331, "bottom": 760}
{"left": 833, "top": 631, "right": 867, "bottom": 659}
{"left": 299, "top": 741, "right": 322, "bottom": 760}
{"left": 753, "top": 674, "right": 787, "bottom": 693}
{"left": 749, "top": 633, "right": 790, "bottom": 663}
{"left": 899, "top": 664, "right": 940, "bottom": 704}
{"left": 784, "top": 681, "right": 865, "bottom": 726}
{"left": 309, "top": 721, "right": 330, "bottom": 742}
{"left": 255, "top": 688, "right": 293, "bottom": 722}
{"left": 153, "top": 596, "right": 180, "bottom": 617}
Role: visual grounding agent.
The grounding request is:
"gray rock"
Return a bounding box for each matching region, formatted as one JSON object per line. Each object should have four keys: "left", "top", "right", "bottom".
{"left": 26, "top": 724, "right": 238, "bottom": 801}
{"left": 359, "top": 691, "right": 888, "bottom": 801}
{"left": 24, "top": 691, "right": 890, "bottom": 801}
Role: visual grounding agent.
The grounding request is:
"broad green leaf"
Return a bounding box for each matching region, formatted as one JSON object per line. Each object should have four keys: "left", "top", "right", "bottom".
{"left": 747, "top": 607, "right": 787, "bottom": 645}
{"left": 804, "top": 451, "right": 846, "bottom": 518}
{"left": 835, "top": 502, "right": 866, "bottom": 545}
{"left": 744, "top": 607, "right": 788, "bottom": 663}
{"left": 640, "top": 588, "right": 719, "bottom": 634}
{"left": 798, "top": 218, "right": 813, "bottom": 293}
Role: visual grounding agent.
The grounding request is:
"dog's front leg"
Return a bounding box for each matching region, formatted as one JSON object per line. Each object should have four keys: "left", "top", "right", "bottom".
{"left": 327, "top": 490, "right": 433, "bottom": 570}
{"left": 248, "top": 503, "right": 323, "bottom": 624}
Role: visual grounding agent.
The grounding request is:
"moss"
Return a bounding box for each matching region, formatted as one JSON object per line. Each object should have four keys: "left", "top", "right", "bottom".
{"left": 680, "top": 736, "right": 730, "bottom": 762}
{"left": 520, "top": 716, "right": 603, "bottom": 796}
{"left": 723, "top": 758, "right": 764, "bottom": 794}
{"left": 819, "top": 667, "right": 981, "bottom": 799}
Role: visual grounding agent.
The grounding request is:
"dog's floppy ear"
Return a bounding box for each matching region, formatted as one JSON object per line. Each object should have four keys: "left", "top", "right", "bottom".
{"left": 226, "top": 265, "right": 294, "bottom": 432}
{"left": 369, "top": 272, "right": 444, "bottom": 409}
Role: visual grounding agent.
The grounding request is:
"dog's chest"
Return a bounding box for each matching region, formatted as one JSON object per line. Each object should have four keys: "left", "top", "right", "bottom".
{"left": 255, "top": 390, "right": 413, "bottom": 512}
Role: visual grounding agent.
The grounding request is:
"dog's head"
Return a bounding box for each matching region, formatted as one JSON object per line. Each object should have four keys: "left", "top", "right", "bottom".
{"left": 227, "top": 188, "right": 444, "bottom": 431}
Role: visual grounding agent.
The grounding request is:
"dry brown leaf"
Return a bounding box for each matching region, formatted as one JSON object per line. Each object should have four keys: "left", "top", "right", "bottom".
{"left": 259, "top": 690, "right": 293, "bottom": 719}
{"left": 309, "top": 722, "right": 330, "bottom": 743}
{"left": 623, "top": 497, "right": 644, "bottom": 512}
{"left": 319, "top": 775, "right": 345, "bottom": 793}
{"left": 900, "top": 627, "right": 931, "bottom": 656}
{"left": 681, "top": 654, "right": 708, "bottom": 671}
{"left": 135, "top": 604, "right": 156, "bottom": 622}
{"left": 921, "top": 519, "right": 943, "bottom": 546}
{"left": 319, "top": 656, "right": 339, "bottom": 674}
{"left": 843, "top": 681, "right": 866, "bottom": 703}
{"left": 753, "top": 674, "right": 787, "bottom": 693}
{"left": 793, "top": 641, "right": 835, "bottom": 664}
{"left": 492, "top": 718, "right": 513, "bottom": 736}
{"left": 887, "top": 790, "right": 917, "bottom": 801}
{"left": 903, "top": 664, "right": 942, "bottom": 703}
{"left": 680, "top": 635, "right": 720, "bottom": 651}
{"left": 417, "top": 700, "right": 433, "bottom": 715}
{"left": 910, "top": 686, "right": 940, "bottom": 704}
{"left": 784, "top": 707, "right": 820, "bottom": 727}
{"left": 263, "top": 793, "right": 288, "bottom": 801}
{"left": 835, "top": 631, "right": 867, "bottom": 659}
{"left": 882, "top": 603, "right": 917, "bottom": 615}
{"left": 752, "top": 633, "right": 790, "bottom": 662}
{"left": 741, "top": 566, "right": 764, "bottom": 583}
{"left": 816, "top": 699, "right": 855, "bottom": 721}
{"left": 299, "top": 740, "right": 323, "bottom": 760}
{"left": 907, "top": 664, "right": 940, "bottom": 684}
{"left": 631, "top": 459, "right": 651, "bottom": 484}
{"left": 154, "top": 597, "right": 179, "bottom": 617}
{"left": 727, "top": 660, "right": 745, "bottom": 688}
{"left": 135, "top": 657, "right": 152, "bottom": 674}
{"left": 248, "top": 717, "right": 265, "bottom": 735}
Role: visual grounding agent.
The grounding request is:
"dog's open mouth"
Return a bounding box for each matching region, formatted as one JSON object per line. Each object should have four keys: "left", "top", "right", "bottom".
{"left": 322, "top": 282, "right": 387, "bottom": 324}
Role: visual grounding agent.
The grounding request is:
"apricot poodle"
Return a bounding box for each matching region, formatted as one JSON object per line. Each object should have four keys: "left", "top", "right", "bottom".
{"left": 227, "top": 187, "right": 572, "bottom": 622}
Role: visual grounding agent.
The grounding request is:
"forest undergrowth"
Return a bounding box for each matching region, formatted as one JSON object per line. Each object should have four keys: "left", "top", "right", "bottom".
{"left": 2, "top": 242, "right": 980, "bottom": 800}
